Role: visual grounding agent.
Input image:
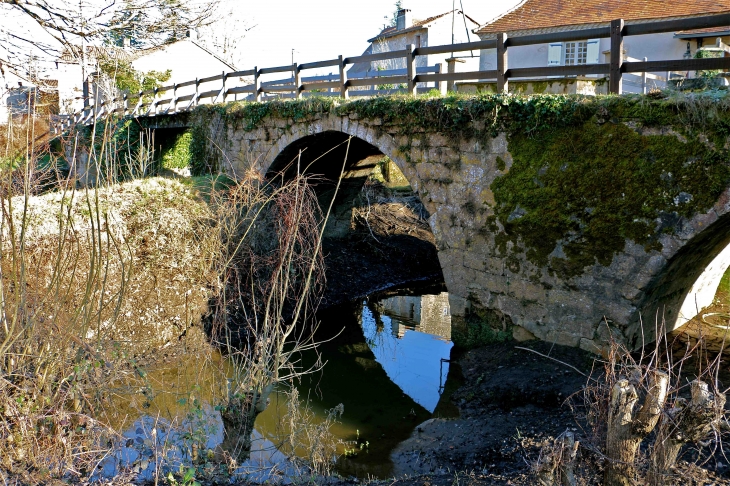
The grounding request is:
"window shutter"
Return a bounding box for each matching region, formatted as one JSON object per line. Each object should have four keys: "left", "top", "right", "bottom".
{"left": 586, "top": 39, "right": 600, "bottom": 64}
{"left": 548, "top": 43, "right": 562, "bottom": 65}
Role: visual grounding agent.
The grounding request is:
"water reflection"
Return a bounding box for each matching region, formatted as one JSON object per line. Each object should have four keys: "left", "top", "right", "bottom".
{"left": 103, "top": 292, "right": 454, "bottom": 479}
{"left": 363, "top": 293, "right": 452, "bottom": 412}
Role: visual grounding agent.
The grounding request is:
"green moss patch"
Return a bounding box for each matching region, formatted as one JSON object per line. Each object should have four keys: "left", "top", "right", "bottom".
{"left": 492, "top": 121, "right": 730, "bottom": 277}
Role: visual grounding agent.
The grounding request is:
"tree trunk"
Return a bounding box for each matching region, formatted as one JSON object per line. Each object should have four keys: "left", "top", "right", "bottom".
{"left": 649, "top": 380, "right": 726, "bottom": 485}
{"left": 604, "top": 371, "right": 669, "bottom": 486}
{"left": 535, "top": 431, "right": 579, "bottom": 486}
{"left": 220, "top": 383, "right": 274, "bottom": 462}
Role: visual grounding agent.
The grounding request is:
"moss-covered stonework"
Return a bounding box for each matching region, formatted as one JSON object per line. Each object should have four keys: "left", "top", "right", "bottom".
{"left": 142, "top": 91, "right": 730, "bottom": 351}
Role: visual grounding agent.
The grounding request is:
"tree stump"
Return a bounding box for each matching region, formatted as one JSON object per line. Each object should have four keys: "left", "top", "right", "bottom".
{"left": 604, "top": 370, "right": 669, "bottom": 486}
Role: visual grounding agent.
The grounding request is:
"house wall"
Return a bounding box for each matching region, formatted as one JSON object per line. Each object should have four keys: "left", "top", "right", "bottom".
{"left": 477, "top": 32, "right": 713, "bottom": 94}
{"left": 362, "top": 12, "right": 481, "bottom": 77}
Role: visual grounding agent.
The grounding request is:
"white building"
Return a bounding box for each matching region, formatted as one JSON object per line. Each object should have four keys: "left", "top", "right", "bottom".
{"left": 474, "top": 0, "right": 730, "bottom": 94}
{"left": 349, "top": 8, "right": 481, "bottom": 78}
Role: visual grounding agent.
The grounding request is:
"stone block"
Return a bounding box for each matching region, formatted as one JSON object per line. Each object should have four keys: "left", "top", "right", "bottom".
{"left": 513, "top": 325, "right": 537, "bottom": 342}
{"left": 545, "top": 330, "right": 581, "bottom": 348}
{"left": 489, "top": 133, "right": 508, "bottom": 153}
{"left": 579, "top": 338, "right": 603, "bottom": 355}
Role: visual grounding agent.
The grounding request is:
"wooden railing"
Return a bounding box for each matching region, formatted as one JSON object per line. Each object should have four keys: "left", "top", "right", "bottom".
{"left": 55, "top": 12, "right": 730, "bottom": 131}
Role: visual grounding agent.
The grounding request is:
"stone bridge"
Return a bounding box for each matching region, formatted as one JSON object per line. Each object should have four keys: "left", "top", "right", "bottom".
{"left": 145, "top": 95, "right": 730, "bottom": 352}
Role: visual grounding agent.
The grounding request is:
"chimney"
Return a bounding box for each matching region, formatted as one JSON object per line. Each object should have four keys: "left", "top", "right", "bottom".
{"left": 396, "top": 8, "right": 411, "bottom": 30}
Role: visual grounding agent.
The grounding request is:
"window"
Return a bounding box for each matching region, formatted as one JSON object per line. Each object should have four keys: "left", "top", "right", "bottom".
{"left": 565, "top": 41, "right": 588, "bottom": 65}
{"left": 547, "top": 39, "right": 600, "bottom": 66}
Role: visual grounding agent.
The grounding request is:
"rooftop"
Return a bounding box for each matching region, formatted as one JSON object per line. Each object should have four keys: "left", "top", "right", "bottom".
{"left": 475, "top": 0, "right": 730, "bottom": 37}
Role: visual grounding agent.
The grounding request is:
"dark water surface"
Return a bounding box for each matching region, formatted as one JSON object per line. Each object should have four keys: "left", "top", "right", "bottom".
{"left": 263, "top": 292, "right": 454, "bottom": 477}
{"left": 106, "top": 291, "right": 455, "bottom": 479}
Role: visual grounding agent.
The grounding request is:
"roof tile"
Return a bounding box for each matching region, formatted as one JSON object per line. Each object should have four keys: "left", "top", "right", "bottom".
{"left": 476, "top": 0, "right": 730, "bottom": 36}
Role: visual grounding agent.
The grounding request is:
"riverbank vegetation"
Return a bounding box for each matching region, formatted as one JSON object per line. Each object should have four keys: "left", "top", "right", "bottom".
{"left": 0, "top": 111, "right": 343, "bottom": 483}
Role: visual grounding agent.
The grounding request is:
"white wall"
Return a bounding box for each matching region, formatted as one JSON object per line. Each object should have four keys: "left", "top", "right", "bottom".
{"left": 478, "top": 31, "right": 700, "bottom": 91}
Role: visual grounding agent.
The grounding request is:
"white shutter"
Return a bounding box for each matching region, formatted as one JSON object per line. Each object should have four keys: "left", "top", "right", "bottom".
{"left": 586, "top": 39, "right": 600, "bottom": 64}
{"left": 548, "top": 43, "right": 563, "bottom": 65}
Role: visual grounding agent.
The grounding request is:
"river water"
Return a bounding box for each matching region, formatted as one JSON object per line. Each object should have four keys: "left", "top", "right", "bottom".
{"left": 104, "top": 290, "right": 455, "bottom": 479}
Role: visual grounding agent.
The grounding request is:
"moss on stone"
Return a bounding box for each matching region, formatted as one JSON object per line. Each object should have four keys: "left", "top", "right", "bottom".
{"left": 496, "top": 155, "right": 506, "bottom": 171}
{"left": 492, "top": 120, "right": 730, "bottom": 277}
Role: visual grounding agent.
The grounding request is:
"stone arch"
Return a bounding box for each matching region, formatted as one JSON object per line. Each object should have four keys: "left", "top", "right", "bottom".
{"left": 258, "top": 115, "right": 416, "bottom": 193}
{"left": 634, "top": 211, "right": 730, "bottom": 348}
{"left": 258, "top": 116, "right": 450, "bottom": 306}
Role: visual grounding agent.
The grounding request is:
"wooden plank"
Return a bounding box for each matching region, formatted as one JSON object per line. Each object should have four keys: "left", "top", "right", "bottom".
{"left": 350, "top": 65, "right": 440, "bottom": 79}
{"left": 259, "top": 64, "right": 296, "bottom": 75}
{"left": 415, "top": 39, "right": 496, "bottom": 56}
{"left": 176, "top": 80, "right": 197, "bottom": 88}
{"left": 229, "top": 69, "right": 256, "bottom": 77}
{"left": 261, "top": 85, "right": 297, "bottom": 93}
{"left": 610, "top": 19, "right": 624, "bottom": 94}
{"left": 344, "top": 49, "right": 408, "bottom": 65}
{"left": 625, "top": 12, "right": 730, "bottom": 37}
{"left": 347, "top": 75, "right": 409, "bottom": 87}
{"left": 261, "top": 77, "right": 294, "bottom": 86}
{"left": 176, "top": 94, "right": 195, "bottom": 102}
{"left": 301, "top": 81, "right": 340, "bottom": 91}
{"left": 298, "top": 58, "right": 340, "bottom": 70}
{"left": 226, "top": 86, "right": 255, "bottom": 95}
{"left": 156, "top": 84, "right": 175, "bottom": 93}
{"left": 301, "top": 73, "right": 339, "bottom": 82}
{"left": 509, "top": 27, "right": 610, "bottom": 47}
{"left": 509, "top": 64, "right": 609, "bottom": 78}
{"left": 295, "top": 67, "right": 302, "bottom": 99}
{"left": 417, "top": 70, "right": 498, "bottom": 83}
{"left": 497, "top": 33, "right": 508, "bottom": 93}
{"left": 623, "top": 57, "right": 730, "bottom": 73}
{"left": 141, "top": 87, "right": 156, "bottom": 96}
{"left": 199, "top": 73, "right": 224, "bottom": 84}
{"left": 406, "top": 44, "right": 416, "bottom": 95}
{"left": 199, "top": 89, "right": 219, "bottom": 98}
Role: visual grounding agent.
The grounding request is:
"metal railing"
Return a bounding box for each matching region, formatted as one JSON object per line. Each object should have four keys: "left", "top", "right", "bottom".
{"left": 55, "top": 11, "right": 730, "bottom": 131}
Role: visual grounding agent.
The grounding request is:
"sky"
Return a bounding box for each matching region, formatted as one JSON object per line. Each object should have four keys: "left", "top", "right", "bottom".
{"left": 0, "top": 0, "right": 523, "bottom": 79}
{"left": 216, "top": 0, "right": 523, "bottom": 70}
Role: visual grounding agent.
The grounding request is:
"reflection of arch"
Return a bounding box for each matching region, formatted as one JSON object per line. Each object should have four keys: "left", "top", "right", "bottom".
{"left": 637, "top": 213, "right": 730, "bottom": 346}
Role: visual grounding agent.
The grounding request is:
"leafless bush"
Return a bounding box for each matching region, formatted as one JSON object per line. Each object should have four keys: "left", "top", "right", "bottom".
{"left": 538, "top": 317, "right": 729, "bottom": 486}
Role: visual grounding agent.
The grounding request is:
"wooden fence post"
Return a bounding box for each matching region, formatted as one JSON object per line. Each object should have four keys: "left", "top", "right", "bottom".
{"left": 123, "top": 93, "right": 128, "bottom": 116}
{"left": 338, "top": 55, "right": 349, "bottom": 99}
{"left": 435, "top": 63, "right": 442, "bottom": 94}
{"left": 406, "top": 43, "right": 416, "bottom": 96}
{"left": 610, "top": 19, "right": 624, "bottom": 94}
{"left": 222, "top": 71, "right": 228, "bottom": 103}
{"left": 253, "top": 67, "right": 261, "bottom": 102}
{"left": 497, "top": 32, "right": 509, "bottom": 94}
{"left": 641, "top": 57, "right": 648, "bottom": 94}
{"left": 153, "top": 86, "right": 159, "bottom": 114}
{"left": 294, "top": 65, "right": 302, "bottom": 99}
{"left": 172, "top": 83, "right": 178, "bottom": 112}
{"left": 194, "top": 78, "right": 200, "bottom": 106}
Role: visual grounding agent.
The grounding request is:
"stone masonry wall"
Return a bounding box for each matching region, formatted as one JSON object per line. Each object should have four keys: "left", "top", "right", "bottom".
{"left": 182, "top": 106, "right": 730, "bottom": 353}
